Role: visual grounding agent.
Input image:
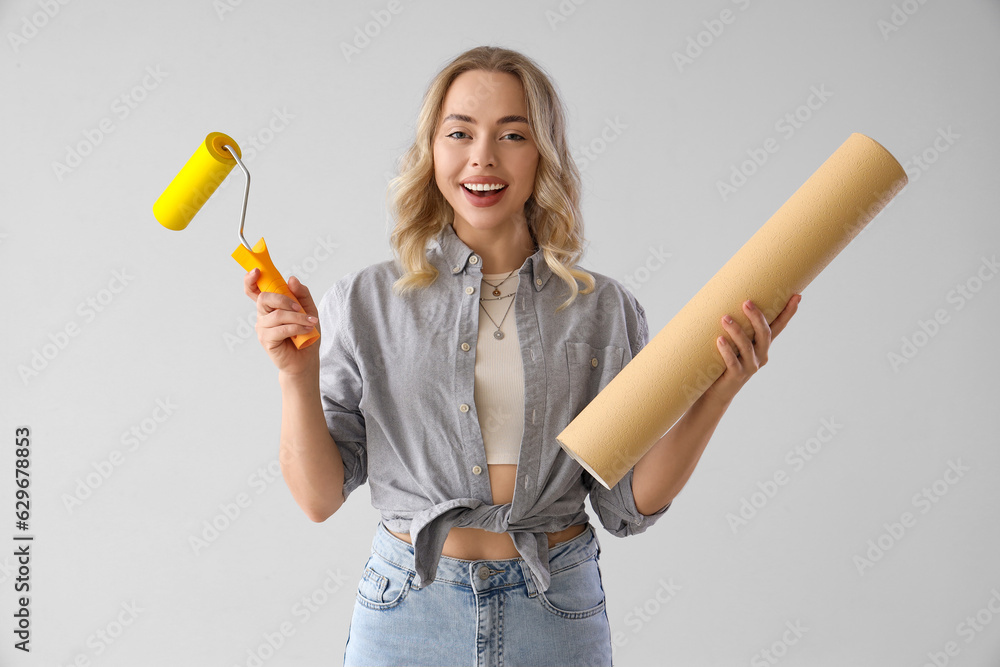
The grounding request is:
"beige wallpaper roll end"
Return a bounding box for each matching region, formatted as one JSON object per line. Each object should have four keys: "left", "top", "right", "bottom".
{"left": 559, "top": 133, "right": 907, "bottom": 490}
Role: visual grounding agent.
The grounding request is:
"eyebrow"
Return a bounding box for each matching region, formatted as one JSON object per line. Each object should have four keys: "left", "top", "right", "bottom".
{"left": 442, "top": 113, "right": 529, "bottom": 125}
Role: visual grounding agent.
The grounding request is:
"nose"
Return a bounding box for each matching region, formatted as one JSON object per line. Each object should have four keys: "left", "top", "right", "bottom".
{"left": 470, "top": 137, "right": 496, "bottom": 168}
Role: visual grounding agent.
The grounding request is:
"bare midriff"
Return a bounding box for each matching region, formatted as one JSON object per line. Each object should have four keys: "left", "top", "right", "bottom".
{"left": 388, "top": 464, "right": 587, "bottom": 559}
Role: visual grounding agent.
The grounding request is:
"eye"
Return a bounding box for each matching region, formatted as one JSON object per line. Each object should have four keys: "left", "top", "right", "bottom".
{"left": 446, "top": 130, "right": 470, "bottom": 140}
{"left": 502, "top": 132, "right": 526, "bottom": 141}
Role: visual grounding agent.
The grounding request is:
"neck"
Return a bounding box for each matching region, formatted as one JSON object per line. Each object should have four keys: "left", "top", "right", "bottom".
{"left": 451, "top": 218, "right": 537, "bottom": 274}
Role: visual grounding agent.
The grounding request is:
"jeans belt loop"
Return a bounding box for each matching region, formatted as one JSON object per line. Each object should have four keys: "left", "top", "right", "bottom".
{"left": 518, "top": 560, "right": 539, "bottom": 598}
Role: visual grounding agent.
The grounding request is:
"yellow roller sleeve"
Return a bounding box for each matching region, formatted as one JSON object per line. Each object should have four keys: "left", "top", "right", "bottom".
{"left": 557, "top": 133, "right": 908, "bottom": 490}
{"left": 153, "top": 132, "right": 241, "bottom": 231}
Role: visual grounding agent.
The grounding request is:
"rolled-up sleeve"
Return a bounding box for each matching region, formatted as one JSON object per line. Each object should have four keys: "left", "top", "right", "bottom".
{"left": 585, "top": 290, "right": 670, "bottom": 536}
{"left": 586, "top": 468, "right": 670, "bottom": 536}
{"left": 317, "top": 278, "right": 367, "bottom": 502}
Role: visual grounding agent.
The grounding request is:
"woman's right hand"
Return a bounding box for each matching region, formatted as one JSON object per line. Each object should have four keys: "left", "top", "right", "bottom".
{"left": 243, "top": 269, "right": 321, "bottom": 376}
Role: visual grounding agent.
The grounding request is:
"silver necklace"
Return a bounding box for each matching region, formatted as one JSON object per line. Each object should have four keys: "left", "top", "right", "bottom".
{"left": 479, "top": 270, "right": 517, "bottom": 340}
{"left": 481, "top": 268, "right": 517, "bottom": 296}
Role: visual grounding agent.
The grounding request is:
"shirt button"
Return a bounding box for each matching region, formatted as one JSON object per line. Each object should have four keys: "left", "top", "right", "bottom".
{"left": 477, "top": 565, "right": 490, "bottom": 579}
{"left": 591, "top": 357, "right": 599, "bottom": 368}
{"left": 465, "top": 286, "right": 475, "bottom": 295}
{"left": 452, "top": 265, "right": 461, "bottom": 273}
{"left": 460, "top": 403, "right": 470, "bottom": 413}
{"left": 461, "top": 342, "right": 471, "bottom": 351}
{"left": 535, "top": 278, "right": 542, "bottom": 286}
{"left": 472, "top": 465, "right": 483, "bottom": 475}
{"left": 470, "top": 255, "right": 479, "bottom": 264}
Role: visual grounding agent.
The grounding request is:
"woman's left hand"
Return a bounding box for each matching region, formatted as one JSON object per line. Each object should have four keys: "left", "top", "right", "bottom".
{"left": 703, "top": 294, "right": 802, "bottom": 404}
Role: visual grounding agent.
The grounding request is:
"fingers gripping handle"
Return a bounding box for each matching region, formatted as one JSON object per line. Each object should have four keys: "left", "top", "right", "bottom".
{"left": 232, "top": 237, "right": 320, "bottom": 350}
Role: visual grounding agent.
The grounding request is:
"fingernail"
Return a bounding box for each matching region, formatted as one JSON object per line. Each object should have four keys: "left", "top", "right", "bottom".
{"left": 723, "top": 315, "right": 733, "bottom": 324}
{"left": 744, "top": 300, "right": 754, "bottom": 310}
{"left": 307, "top": 316, "right": 317, "bottom": 323}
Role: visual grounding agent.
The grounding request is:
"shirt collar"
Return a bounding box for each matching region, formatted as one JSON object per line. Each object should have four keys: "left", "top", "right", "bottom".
{"left": 432, "top": 222, "right": 553, "bottom": 292}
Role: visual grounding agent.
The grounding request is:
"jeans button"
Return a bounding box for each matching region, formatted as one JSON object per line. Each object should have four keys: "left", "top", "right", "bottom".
{"left": 477, "top": 565, "right": 490, "bottom": 580}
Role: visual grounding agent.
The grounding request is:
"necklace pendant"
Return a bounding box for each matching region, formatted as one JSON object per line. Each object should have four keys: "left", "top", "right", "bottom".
{"left": 493, "top": 330, "right": 504, "bottom": 340}
{"left": 492, "top": 288, "right": 501, "bottom": 296}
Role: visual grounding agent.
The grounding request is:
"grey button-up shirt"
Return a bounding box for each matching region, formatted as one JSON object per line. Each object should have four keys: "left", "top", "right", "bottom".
{"left": 317, "top": 222, "right": 670, "bottom": 590}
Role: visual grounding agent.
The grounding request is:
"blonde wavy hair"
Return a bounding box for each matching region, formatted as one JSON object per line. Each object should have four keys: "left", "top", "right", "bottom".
{"left": 387, "top": 45, "right": 595, "bottom": 312}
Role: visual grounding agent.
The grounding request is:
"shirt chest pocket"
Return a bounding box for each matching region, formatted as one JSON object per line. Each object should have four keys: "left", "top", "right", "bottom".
{"left": 565, "top": 342, "right": 626, "bottom": 418}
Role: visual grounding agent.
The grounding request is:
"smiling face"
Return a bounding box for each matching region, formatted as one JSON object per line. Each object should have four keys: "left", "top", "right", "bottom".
{"left": 432, "top": 69, "right": 540, "bottom": 236}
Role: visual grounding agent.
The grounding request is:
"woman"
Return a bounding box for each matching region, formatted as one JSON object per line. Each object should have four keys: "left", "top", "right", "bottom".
{"left": 243, "top": 46, "right": 799, "bottom": 667}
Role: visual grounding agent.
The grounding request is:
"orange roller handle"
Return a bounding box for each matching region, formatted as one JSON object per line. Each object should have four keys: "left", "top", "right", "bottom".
{"left": 233, "top": 237, "right": 320, "bottom": 350}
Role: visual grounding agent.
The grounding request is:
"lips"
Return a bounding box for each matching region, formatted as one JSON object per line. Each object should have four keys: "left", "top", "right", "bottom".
{"left": 462, "top": 182, "right": 507, "bottom": 196}
{"left": 459, "top": 177, "right": 508, "bottom": 207}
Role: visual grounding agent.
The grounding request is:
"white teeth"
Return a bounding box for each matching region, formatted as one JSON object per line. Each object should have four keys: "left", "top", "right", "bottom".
{"left": 463, "top": 183, "right": 506, "bottom": 192}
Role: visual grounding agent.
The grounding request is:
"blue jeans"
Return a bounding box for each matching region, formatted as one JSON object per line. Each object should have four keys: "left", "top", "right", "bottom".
{"left": 343, "top": 521, "right": 613, "bottom": 666}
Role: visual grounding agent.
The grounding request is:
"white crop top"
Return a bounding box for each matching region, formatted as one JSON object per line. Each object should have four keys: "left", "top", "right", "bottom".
{"left": 474, "top": 272, "right": 525, "bottom": 465}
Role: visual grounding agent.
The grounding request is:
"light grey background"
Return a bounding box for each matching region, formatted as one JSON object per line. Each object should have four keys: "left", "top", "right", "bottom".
{"left": 2, "top": 0, "right": 998, "bottom": 665}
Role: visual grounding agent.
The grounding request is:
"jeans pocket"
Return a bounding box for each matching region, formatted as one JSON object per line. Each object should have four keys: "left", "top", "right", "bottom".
{"left": 356, "top": 553, "right": 414, "bottom": 611}
{"left": 534, "top": 554, "right": 607, "bottom": 619}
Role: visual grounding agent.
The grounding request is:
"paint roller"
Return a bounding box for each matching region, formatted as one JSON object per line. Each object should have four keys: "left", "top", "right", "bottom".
{"left": 558, "top": 132, "right": 908, "bottom": 490}
{"left": 153, "top": 131, "right": 319, "bottom": 349}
